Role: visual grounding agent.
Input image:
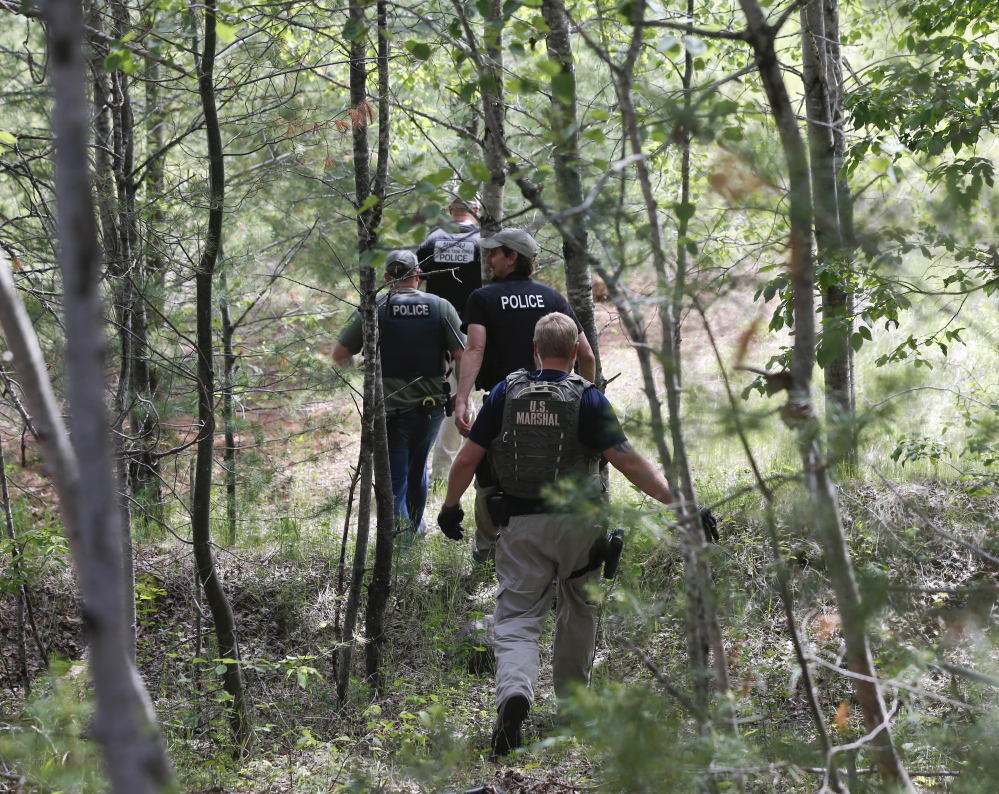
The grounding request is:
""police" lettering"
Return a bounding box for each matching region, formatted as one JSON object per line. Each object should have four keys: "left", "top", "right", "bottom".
{"left": 500, "top": 294, "right": 546, "bottom": 310}
{"left": 391, "top": 304, "right": 430, "bottom": 317}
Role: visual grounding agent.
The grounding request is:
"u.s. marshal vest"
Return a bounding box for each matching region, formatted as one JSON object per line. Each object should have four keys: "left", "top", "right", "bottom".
{"left": 377, "top": 291, "right": 444, "bottom": 378}
{"left": 490, "top": 371, "right": 602, "bottom": 500}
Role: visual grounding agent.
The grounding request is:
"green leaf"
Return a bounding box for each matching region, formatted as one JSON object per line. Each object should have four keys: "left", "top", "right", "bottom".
{"left": 214, "top": 664, "right": 227, "bottom": 675}
{"left": 415, "top": 180, "right": 438, "bottom": 194}
{"left": 216, "top": 21, "right": 237, "bottom": 44}
{"left": 404, "top": 40, "right": 431, "bottom": 60}
{"left": 104, "top": 48, "right": 137, "bottom": 75}
{"left": 342, "top": 17, "right": 366, "bottom": 41}
{"left": 0, "top": 130, "right": 16, "bottom": 146}
{"left": 683, "top": 35, "right": 707, "bottom": 56}
{"left": 425, "top": 166, "right": 454, "bottom": 187}
{"left": 537, "top": 60, "right": 562, "bottom": 77}
{"left": 297, "top": 670, "right": 308, "bottom": 689}
{"left": 458, "top": 80, "right": 479, "bottom": 102}
{"left": 552, "top": 72, "right": 575, "bottom": 103}
{"left": 357, "top": 195, "right": 380, "bottom": 214}
{"left": 870, "top": 157, "right": 890, "bottom": 175}
{"left": 468, "top": 162, "right": 491, "bottom": 181}
{"left": 673, "top": 201, "right": 696, "bottom": 222}
{"left": 458, "top": 181, "right": 479, "bottom": 200}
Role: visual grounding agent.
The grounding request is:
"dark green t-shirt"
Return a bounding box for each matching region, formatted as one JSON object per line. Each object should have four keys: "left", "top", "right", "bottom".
{"left": 337, "top": 288, "right": 465, "bottom": 413}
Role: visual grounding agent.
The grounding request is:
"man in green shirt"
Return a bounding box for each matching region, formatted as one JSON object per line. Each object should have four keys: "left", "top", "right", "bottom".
{"left": 333, "top": 250, "right": 465, "bottom": 538}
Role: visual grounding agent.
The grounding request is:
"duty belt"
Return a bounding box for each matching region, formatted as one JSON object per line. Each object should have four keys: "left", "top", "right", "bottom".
{"left": 503, "top": 494, "right": 549, "bottom": 518}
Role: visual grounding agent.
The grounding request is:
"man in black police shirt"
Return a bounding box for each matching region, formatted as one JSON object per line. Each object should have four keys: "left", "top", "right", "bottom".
{"left": 453, "top": 228, "right": 596, "bottom": 562}
{"left": 418, "top": 196, "right": 483, "bottom": 481}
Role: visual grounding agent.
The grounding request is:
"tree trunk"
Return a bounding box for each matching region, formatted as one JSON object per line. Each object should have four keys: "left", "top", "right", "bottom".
{"left": 738, "top": 0, "right": 911, "bottom": 785}
{"left": 479, "top": 0, "right": 506, "bottom": 248}
{"left": 801, "top": 0, "right": 856, "bottom": 460}
{"left": 541, "top": 0, "right": 603, "bottom": 386}
{"left": 192, "top": 0, "right": 251, "bottom": 752}
{"left": 0, "top": 0, "right": 175, "bottom": 784}
{"left": 336, "top": 438, "right": 372, "bottom": 704}
{"left": 220, "top": 268, "right": 237, "bottom": 544}
{"left": 131, "top": 6, "right": 166, "bottom": 519}
{"left": 363, "top": 0, "right": 398, "bottom": 693}
{"left": 611, "top": 0, "right": 730, "bottom": 710}
{"left": 1, "top": 438, "right": 31, "bottom": 695}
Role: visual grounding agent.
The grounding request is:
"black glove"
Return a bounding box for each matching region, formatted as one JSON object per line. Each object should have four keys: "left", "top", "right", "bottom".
{"left": 698, "top": 506, "right": 719, "bottom": 543}
{"left": 438, "top": 504, "right": 465, "bottom": 541}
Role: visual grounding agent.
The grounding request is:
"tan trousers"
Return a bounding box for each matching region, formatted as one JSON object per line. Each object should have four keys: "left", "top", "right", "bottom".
{"left": 492, "top": 513, "right": 603, "bottom": 708}
{"left": 429, "top": 375, "right": 475, "bottom": 481}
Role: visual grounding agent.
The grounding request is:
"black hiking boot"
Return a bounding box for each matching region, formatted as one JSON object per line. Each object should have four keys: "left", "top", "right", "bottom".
{"left": 491, "top": 694, "right": 530, "bottom": 758}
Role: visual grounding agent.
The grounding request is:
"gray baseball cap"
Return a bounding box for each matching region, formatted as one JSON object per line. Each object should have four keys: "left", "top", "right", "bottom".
{"left": 448, "top": 194, "right": 481, "bottom": 212}
{"left": 479, "top": 228, "right": 538, "bottom": 260}
{"left": 385, "top": 249, "right": 420, "bottom": 279}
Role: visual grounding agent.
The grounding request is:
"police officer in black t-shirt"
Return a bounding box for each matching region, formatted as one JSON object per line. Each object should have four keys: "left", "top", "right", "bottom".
{"left": 453, "top": 228, "right": 596, "bottom": 561}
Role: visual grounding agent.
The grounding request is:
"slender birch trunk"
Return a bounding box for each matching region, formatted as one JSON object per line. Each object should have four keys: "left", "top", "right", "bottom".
{"left": 0, "top": 0, "right": 175, "bottom": 782}
{"left": 801, "top": 0, "right": 856, "bottom": 461}
{"left": 541, "top": 0, "right": 603, "bottom": 386}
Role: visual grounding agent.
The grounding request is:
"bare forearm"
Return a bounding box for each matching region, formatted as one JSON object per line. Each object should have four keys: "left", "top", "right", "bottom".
{"left": 576, "top": 333, "right": 596, "bottom": 382}
{"left": 444, "top": 442, "right": 485, "bottom": 507}
{"left": 604, "top": 442, "right": 672, "bottom": 505}
{"left": 456, "top": 345, "right": 482, "bottom": 403}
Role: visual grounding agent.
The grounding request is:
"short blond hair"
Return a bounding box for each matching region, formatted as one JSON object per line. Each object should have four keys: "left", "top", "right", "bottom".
{"left": 534, "top": 312, "right": 578, "bottom": 360}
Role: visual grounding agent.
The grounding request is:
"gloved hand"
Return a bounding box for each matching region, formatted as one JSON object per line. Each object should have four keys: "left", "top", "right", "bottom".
{"left": 698, "top": 506, "right": 719, "bottom": 543}
{"left": 438, "top": 504, "right": 465, "bottom": 541}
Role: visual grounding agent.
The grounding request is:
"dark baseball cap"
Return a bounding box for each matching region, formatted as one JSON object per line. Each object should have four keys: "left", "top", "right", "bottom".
{"left": 385, "top": 249, "right": 420, "bottom": 279}
{"left": 479, "top": 228, "right": 538, "bottom": 260}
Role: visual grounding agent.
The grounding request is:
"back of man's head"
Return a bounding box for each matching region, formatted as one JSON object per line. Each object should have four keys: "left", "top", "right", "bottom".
{"left": 448, "top": 195, "right": 480, "bottom": 219}
{"left": 385, "top": 249, "right": 420, "bottom": 281}
{"left": 534, "top": 312, "right": 578, "bottom": 360}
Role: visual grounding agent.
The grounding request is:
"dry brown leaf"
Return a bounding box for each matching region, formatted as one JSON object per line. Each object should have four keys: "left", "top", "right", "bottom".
{"left": 810, "top": 612, "right": 841, "bottom": 646}
{"left": 834, "top": 700, "right": 849, "bottom": 733}
{"left": 732, "top": 312, "right": 762, "bottom": 369}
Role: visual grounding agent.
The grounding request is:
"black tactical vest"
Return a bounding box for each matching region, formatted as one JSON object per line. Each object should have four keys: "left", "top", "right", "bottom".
{"left": 490, "top": 371, "right": 602, "bottom": 499}
{"left": 377, "top": 291, "right": 444, "bottom": 378}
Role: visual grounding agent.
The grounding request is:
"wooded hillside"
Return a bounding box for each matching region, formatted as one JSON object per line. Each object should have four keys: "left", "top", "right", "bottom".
{"left": 1, "top": 0, "right": 999, "bottom": 791}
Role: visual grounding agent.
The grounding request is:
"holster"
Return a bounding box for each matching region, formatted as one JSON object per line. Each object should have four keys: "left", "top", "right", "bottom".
{"left": 485, "top": 491, "right": 510, "bottom": 528}
{"left": 569, "top": 527, "right": 625, "bottom": 581}
{"left": 443, "top": 379, "right": 454, "bottom": 417}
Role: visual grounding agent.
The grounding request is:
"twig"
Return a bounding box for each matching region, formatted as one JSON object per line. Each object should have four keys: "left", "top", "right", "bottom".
{"left": 617, "top": 635, "right": 704, "bottom": 720}
{"left": 807, "top": 655, "right": 976, "bottom": 712}
{"left": 872, "top": 466, "right": 999, "bottom": 567}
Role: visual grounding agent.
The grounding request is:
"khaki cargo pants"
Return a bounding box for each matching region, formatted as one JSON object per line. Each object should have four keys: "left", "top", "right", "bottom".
{"left": 493, "top": 513, "right": 604, "bottom": 709}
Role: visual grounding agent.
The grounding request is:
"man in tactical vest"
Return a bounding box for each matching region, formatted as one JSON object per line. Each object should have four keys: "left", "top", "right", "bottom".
{"left": 437, "top": 313, "right": 685, "bottom": 757}
{"left": 333, "top": 250, "right": 465, "bottom": 539}
{"left": 417, "top": 195, "right": 483, "bottom": 481}
{"left": 453, "top": 228, "right": 597, "bottom": 564}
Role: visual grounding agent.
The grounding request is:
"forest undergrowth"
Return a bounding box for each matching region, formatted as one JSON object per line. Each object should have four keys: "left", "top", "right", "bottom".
{"left": 3, "top": 474, "right": 998, "bottom": 793}
{"left": 3, "top": 297, "right": 999, "bottom": 793}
